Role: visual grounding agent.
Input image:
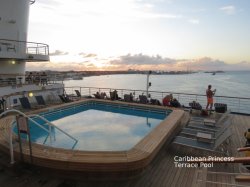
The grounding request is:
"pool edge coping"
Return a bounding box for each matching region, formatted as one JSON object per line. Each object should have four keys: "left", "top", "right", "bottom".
{"left": 0, "top": 99, "right": 188, "bottom": 173}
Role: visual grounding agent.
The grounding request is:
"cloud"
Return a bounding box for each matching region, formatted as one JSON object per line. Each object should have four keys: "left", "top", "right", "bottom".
{"left": 50, "top": 50, "right": 69, "bottom": 56}
{"left": 26, "top": 61, "right": 97, "bottom": 71}
{"left": 178, "top": 57, "right": 228, "bottom": 71}
{"left": 110, "top": 54, "right": 176, "bottom": 65}
{"left": 220, "top": 5, "right": 235, "bottom": 15}
{"left": 188, "top": 19, "right": 199, "bottom": 24}
{"left": 79, "top": 53, "right": 98, "bottom": 58}
{"left": 26, "top": 54, "right": 250, "bottom": 71}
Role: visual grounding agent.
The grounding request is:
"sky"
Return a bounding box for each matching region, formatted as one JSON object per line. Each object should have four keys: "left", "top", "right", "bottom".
{"left": 27, "top": 0, "right": 250, "bottom": 71}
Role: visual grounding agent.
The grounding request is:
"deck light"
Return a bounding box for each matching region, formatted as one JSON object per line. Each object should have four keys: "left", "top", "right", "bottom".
{"left": 11, "top": 60, "right": 16, "bottom": 65}
{"left": 28, "top": 92, "right": 33, "bottom": 97}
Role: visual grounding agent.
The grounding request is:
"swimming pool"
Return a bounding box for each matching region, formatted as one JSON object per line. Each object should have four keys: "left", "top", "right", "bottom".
{"left": 5, "top": 99, "right": 186, "bottom": 176}
{"left": 15, "top": 101, "right": 171, "bottom": 151}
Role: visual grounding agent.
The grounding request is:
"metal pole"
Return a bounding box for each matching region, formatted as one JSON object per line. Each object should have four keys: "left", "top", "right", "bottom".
{"left": 146, "top": 71, "right": 152, "bottom": 98}
{"left": 16, "top": 117, "right": 23, "bottom": 162}
{"left": 9, "top": 126, "right": 14, "bottom": 164}
{"left": 27, "top": 121, "right": 33, "bottom": 164}
{"left": 49, "top": 124, "right": 52, "bottom": 145}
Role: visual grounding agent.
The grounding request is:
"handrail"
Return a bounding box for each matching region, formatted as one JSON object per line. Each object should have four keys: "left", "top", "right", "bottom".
{"left": 0, "top": 109, "right": 49, "bottom": 164}
{"left": 64, "top": 86, "right": 250, "bottom": 114}
{"left": 29, "top": 114, "right": 78, "bottom": 143}
{"left": 0, "top": 109, "right": 50, "bottom": 133}
{"left": 0, "top": 73, "right": 64, "bottom": 87}
{"left": 67, "top": 86, "right": 250, "bottom": 100}
{"left": 0, "top": 38, "right": 49, "bottom": 56}
{"left": 0, "top": 109, "right": 78, "bottom": 143}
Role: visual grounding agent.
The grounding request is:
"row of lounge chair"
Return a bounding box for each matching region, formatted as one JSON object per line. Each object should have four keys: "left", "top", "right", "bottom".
{"left": 89, "top": 90, "right": 161, "bottom": 105}
{"left": 19, "top": 96, "right": 47, "bottom": 110}
{"left": 173, "top": 110, "right": 232, "bottom": 155}
{"left": 71, "top": 89, "right": 160, "bottom": 105}
{"left": 18, "top": 94, "right": 75, "bottom": 110}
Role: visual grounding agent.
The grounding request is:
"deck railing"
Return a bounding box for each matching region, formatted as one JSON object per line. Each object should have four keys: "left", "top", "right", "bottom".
{"left": 64, "top": 86, "right": 250, "bottom": 115}
{"left": 0, "top": 74, "right": 64, "bottom": 87}
{"left": 0, "top": 39, "right": 49, "bottom": 56}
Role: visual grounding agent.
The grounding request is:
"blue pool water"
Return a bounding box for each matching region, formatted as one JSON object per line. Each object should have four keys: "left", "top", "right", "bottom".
{"left": 16, "top": 102, "right": 171, "bottom": 151}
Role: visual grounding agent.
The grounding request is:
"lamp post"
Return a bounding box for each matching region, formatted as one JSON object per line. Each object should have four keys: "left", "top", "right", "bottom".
{"left": 146, "top": 71, "right": 152, "bottom": 98}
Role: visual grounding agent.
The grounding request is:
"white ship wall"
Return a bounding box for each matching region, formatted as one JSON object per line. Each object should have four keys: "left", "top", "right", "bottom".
{"left": 0, "top": 60, "right": 26, "bottom": 76}
{"left": 0, "top": 0, "right": 30, "bottom": 78}
{"left": 0, "top": 0, "right": 30, "bottom": 44}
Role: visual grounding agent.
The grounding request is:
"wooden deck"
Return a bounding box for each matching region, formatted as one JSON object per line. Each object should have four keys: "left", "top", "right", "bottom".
{"left": 0, "top": 111, "right": 250, "bottom": 187}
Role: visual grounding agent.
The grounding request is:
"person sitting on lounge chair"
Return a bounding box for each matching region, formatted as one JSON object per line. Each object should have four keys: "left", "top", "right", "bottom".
{"left": 244, "top": 128, "right": 250, "bottom": 146}
{"left": 114, "top": 90, "right": 119, "bottom": 100}
{"left": 162, "top": 94, "right": 173, "bottom": 106}
{"left": 124, "top": 93, "right": 134, "bottom": 102}
{"left": 170, "top": 98, "right": 181, "bottom": 108}
{"left": 110, "top": 90, "right": 121, "bottom": 100}
{"left": 139, "top": 95, "right": 148, "bottom": 104}
{"left": 93, "top": 92, "right": 101, "bottom": 99}
{"left": 100, "top": 92, "right": 107, "bottom": 99}
{"left": 150, "top": 98, "right": 161, "bottom": 105}
{"left": 189, "top": 101, "right": 202, "bottom": 110}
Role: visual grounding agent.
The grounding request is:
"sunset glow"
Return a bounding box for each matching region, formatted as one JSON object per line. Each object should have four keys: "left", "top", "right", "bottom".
{"left": 27, "top": 0, "right": 250, "bottom": 71}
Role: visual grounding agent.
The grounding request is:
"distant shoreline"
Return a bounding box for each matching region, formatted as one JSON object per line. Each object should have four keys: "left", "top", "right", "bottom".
{"left": 26, "top": 70, "right": 196, "bottom": 80}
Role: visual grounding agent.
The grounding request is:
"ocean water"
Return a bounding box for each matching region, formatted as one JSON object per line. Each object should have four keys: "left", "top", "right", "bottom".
{"left": 64, "top": 71, "right": 250, "bottom": 98}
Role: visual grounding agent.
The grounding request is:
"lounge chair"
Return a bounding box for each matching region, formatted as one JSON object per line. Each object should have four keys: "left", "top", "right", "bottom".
{"left": 173, "top": 126, "right": 232, "bottom": 154}
{"left": 19, "top": 97, "right": 32, "bottom": 109}
{"left": 124, "top": 94, "right": 133, "bottom": 102}
{"left": 139, "top": 95, "right": 148, "bottom": 104}
{"left": 58, "top": 95, "right": 72, "bottom": 103}
{"left": 19, "top": 97, "right": 43, "bottom": 110}
{"left": 180, "top": 116, "right": 232, "bottom": 142}
{"left": 187, "top": 123, "right": 219, "bottom": 133}
{"left": 190, "top": 110, "right": 231, "bottom": 128}
{"left": 35, "top": 95, "right": 46, "bottom": 106}
{"left": 75, "top": 90, "right": 81, "bottom": 97}
{"left": 150, "top": 98, "right": 161, "bottom": 105}
{"left": 93, "top": 92, "right": 101, "bottom": 99}
{"left": 189, "top": 101, "right": 202, "bottom": 112}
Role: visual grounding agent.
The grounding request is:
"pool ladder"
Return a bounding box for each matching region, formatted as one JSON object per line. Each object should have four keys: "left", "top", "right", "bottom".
{"left": 29, "top": 114, "right": 78, "bottom": 148}
{"left": 0, "top": 109, "right": 78, "bottom": 164}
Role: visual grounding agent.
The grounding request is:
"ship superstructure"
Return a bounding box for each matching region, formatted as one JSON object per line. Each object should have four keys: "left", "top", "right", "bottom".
{"left": 0, "top": 0, "right": 63, "bottom": 109}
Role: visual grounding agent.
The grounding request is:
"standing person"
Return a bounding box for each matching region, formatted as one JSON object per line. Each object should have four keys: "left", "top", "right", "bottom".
{"left": 0, "top": 97, "right": 6, "bottom": 112}
{"left": 26, "top": 72, "right": 33, "bottom": 84}
{"left": 206, "top": 85, "right": 216, "bottom": 110}
{"left": 41, "top": 72, "right": 48, "bottom": 85}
